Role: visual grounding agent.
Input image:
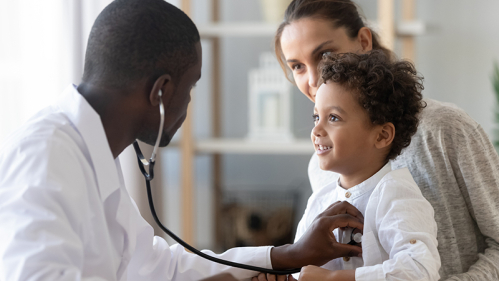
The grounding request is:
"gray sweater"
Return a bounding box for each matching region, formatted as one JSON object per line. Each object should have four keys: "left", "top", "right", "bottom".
{"left": 308, "top": 99, "right": 499, "bottom": 280}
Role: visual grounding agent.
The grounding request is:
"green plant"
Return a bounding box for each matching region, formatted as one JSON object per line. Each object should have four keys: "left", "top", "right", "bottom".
{"left": 492, "top": 61, "right": 499, "bottom": 150}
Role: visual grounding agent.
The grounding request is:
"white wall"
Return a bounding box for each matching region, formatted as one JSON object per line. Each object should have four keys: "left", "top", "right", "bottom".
{"left": 0, "top": 0, "right": 115, "bottom": 144}
{"left": 415, "top": 1, "right": 499, "bottom": 137}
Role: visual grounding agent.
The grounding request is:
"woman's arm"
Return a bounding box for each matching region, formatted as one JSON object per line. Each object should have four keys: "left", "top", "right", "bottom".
{"left": 392, "top": 100, "right": 499, "bottom": 280}
{"left": 442, "top": 123, "right": 499, "bottom": 280}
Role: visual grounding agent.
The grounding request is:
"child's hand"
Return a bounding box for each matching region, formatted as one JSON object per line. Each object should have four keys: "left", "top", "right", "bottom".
{"left": 298, "top": 266, "right": 355, "bottom": 281}
{"left": 251, "top": 273, "right": 294, "bottom": 281}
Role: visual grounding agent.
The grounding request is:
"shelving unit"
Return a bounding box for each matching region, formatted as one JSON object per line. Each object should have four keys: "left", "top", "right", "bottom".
{"left": 179, "top": 0, "right": 422, "bottom": 248}
{"left": 198, "top": 22, "right": 279, "bottom": 37}
{"left": 196, "top": 139, "right": 314, "bottom": 155}
{"left": 198, "top": 20, "right": 425, "bottom": 39}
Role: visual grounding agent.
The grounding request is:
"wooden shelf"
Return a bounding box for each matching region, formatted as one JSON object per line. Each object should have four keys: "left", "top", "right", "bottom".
{"left": 197, "top": 20, "right": 425, "bottom": 38}
{"left": 198, "top": 22, "right": 279, "bottom": 37}
{"left": 195, "top": 138, "right": 315, "bottom": 154}
{"left": 397, "top": 20, "right": 426, "bottom": 36}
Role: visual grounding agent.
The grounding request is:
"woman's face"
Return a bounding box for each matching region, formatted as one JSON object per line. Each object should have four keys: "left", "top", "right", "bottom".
{"left": 280, "top": 17, "right": 372, "bottom": 102}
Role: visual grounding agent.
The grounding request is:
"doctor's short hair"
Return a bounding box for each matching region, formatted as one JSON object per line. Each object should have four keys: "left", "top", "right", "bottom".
{"left": 82, "top": 0, "right": 200, "bottom": 89}
{"left": 318, "top": 50, "right": 426, "bottom": 161}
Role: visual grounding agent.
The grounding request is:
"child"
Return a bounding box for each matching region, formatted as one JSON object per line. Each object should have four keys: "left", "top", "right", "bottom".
{"left": 296, "top": 50, "right": 440, "bottom": 281}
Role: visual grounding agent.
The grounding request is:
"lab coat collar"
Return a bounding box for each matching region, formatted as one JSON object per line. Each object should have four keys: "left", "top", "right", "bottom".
{"left": 57, "top": 84, "right": 121, "bottom": 202}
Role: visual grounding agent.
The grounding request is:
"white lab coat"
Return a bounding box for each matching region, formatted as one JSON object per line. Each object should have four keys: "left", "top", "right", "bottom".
{"left": 0, "top": 85, "right": 272, "bottom": 281}
{"left": 294, "top": 163, "right": 441, "bottom": 281}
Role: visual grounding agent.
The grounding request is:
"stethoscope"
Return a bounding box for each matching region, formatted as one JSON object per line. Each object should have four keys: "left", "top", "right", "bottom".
{"left": 132, "top": 90, "right": 301, "bottom": 275}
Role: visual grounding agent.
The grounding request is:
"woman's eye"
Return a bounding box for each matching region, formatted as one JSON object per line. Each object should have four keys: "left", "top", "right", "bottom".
{"left": 292, "top": 64, "right": 303, "bottom": 71}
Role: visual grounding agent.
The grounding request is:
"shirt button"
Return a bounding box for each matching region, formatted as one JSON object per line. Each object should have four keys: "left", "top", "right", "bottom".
{"left": 345, "top": 191, "right": 352, "bottom": 198}
{"left": 410, "top": 239, "right": 417, "bottom": 244}
{"left": 343, "top": 256, "right": 350, "bottom": 262}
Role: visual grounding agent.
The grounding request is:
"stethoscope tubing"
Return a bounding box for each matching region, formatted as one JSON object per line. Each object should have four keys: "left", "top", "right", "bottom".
{"left": 141, "top": 168, "right": 301, "bottom": 275}
{"left": 132, "top": 92, "right": 301, "bottom": 275}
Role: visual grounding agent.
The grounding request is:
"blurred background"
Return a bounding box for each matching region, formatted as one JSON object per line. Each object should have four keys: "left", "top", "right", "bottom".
{"left": 1, "top": 0, "right": 499, "bottom": 252}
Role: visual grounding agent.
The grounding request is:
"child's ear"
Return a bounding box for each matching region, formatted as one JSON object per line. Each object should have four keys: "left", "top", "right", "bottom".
{"left": 375, "top": 122, "right": 395, "bottom": 149}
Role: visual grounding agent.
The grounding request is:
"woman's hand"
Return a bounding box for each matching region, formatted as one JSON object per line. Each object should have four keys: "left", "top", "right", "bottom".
{"left": 299, "top": 266, "right": 355, "bottom": 281}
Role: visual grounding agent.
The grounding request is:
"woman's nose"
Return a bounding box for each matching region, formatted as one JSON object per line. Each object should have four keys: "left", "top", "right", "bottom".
{"left": 308, "top": 71, "right": 319, "bottom": 101}
{"left": 308, "top": 70, "right": 318, "bottom": 88}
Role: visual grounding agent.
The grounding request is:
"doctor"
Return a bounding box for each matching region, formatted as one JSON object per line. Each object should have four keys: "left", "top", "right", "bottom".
{"left": 0, "top": 0, "right": 364, "bottom": 280}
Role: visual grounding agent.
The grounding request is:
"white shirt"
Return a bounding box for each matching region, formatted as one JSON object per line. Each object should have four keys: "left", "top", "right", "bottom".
{"left": 0, "top": 85, "right": 272, "bottom": 281}
{"left": 295, "top": 163, "right": 441, "bottom": 281}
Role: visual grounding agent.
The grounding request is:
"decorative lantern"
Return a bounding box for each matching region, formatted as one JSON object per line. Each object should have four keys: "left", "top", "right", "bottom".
{"left": 247, "top": 52, "right": 293, "bottom": 142}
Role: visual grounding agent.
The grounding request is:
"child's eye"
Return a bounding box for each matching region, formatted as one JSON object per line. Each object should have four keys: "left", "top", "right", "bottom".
{"left": 312, "top": 114, "right": 319, "bottom": 123}
{"left": 328, "top": 114, "right": 339, "bottom": 122}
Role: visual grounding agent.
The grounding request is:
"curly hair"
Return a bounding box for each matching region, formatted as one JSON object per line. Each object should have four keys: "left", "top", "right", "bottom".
{"left": 318, "top": 50, "right": 426, "bottom": 161}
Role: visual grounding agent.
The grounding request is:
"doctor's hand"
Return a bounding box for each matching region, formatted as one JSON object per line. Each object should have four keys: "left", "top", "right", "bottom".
{"left": 200, "top": 273, "right": 238, "bottom": 281}
{"left": 317, "top": 201, "right": 364, "bottom": 224}
{"left": 270, "top": 204, "right": 363, "bottom": 270}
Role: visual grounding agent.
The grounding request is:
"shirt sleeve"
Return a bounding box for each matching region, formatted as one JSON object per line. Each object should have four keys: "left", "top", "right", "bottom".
{"left": 0, "top": 134, "right": 273, "bottom": 281}
{"left": 127, "top": 223, "right": 273, "bottom": 281}
{"left": 443, "top": 124, "right": 499, "bottom": 281}
{"left": 0, "top": 136, "right": 108, "bottom": 281}
{"left": 355, "top": 176, "right": 441, "bottom": 281}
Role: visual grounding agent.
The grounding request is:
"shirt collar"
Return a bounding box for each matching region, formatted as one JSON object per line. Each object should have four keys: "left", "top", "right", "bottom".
{"left": 336, "top": 162, "right": 392, "bottom": 201}
{"left": 56, "top": 84, "right": 121, "bottom": 202}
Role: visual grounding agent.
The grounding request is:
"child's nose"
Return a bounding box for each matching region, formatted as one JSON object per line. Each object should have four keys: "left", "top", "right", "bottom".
{"left": 312, "top": 123, "right": 325, "bottom": 137}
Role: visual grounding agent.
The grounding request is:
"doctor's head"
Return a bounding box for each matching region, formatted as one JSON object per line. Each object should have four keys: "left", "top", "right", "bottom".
{"left": 274, "top": 0, "right": 393, "bottom": 102}
{"left": 81, "top": 0, "right": 202, "bottom": 147}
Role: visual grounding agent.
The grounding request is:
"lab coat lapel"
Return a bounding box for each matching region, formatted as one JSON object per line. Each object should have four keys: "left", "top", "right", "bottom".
{"left": 58, "top": 85, "right": 121, "bottom": 202}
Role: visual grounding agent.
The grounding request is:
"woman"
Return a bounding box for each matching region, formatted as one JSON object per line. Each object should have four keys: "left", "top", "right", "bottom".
{"left": 253, "top": 0, "right": 499, "bottom": 280}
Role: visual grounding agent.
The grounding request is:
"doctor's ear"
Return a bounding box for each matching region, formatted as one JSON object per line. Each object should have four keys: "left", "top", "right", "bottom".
{"left": 374, "top": 122, "right": 395, "bottom": 149}
{"left": 149, "top": 74, "right": 173, "bottom": 106}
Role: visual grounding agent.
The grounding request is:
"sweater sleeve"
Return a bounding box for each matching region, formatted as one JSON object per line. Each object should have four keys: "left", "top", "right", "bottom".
{"left": 444, "top": 124, "right": 499, "bottom": 281}
{"left": 390, "top": 99, "right": 499, "bottom": 280}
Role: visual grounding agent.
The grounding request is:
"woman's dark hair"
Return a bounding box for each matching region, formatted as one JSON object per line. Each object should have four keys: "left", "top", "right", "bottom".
{"left": 274, "top": 0, "right": 393, "bottom": 80}
{"left": 318, "top": 50, "right": 425, "bottom": 161}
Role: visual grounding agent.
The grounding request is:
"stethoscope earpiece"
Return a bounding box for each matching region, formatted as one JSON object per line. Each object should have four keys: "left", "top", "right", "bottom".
{"left": 132, "top": 89, "right": 165, "bottom": 180}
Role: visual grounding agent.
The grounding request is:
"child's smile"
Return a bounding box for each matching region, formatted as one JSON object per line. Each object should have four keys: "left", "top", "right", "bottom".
{"left": 314, "top": 138, "right": 332, "bottom": 155}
